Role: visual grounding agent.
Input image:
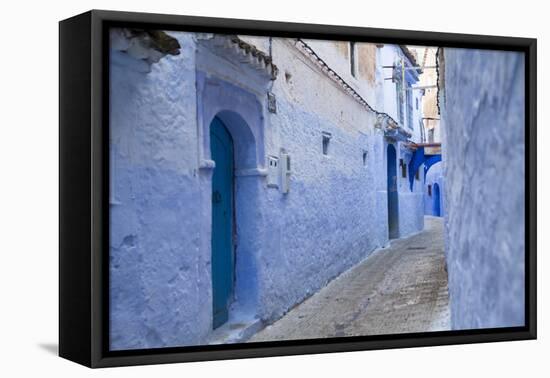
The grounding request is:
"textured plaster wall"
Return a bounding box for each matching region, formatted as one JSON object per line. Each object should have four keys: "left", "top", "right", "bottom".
{"left": 304, "top": 39, "right": 378, "bottom": 106}
{"left": 441, "top": 48, "right": 525, "bottom": 329}
{"left": 424, "top": 161, "right": 444, "bottom": 216}
{"left": 358, "top": 44, "right": 378, "bottom": 84}
{"left": 255, "top": 38, "right": 388, "bottom": 321}
{"left": 109, "top": 32, "right": 212, "bottom": 350}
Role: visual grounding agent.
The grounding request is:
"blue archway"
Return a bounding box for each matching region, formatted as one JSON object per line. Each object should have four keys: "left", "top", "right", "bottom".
{"left": 408, "top": 147, "right": 442, "bottom": 191}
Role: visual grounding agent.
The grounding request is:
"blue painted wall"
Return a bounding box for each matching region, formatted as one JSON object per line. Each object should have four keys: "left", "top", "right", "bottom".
{"left": 109, "top": 33, "right": 212, "bottom": 350}
{"left": 441, "top": 48, "right": 525, "bottom": 329}
{"left": 109, "top": 32, "right": 426, "bottom": 350}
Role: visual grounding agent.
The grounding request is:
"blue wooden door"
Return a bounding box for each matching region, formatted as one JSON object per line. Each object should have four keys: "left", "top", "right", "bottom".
{"left": 387, "top": 144, "right": 399, "bottom": 239}
{"left": 433, "top": 183, "right": 441, "bottom": 217}
{"left": 210, "top": 117, "right": 235, "bottom": 329}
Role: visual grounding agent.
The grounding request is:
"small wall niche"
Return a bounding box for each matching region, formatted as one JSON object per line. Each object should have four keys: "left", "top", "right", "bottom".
{"left": 322, "top": 132, "right": 332, "bottom": 156}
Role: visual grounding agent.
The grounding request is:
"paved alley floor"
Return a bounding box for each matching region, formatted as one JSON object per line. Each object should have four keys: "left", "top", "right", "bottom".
{"left": 249, "top": 216, "right": 450, "bottom": 342}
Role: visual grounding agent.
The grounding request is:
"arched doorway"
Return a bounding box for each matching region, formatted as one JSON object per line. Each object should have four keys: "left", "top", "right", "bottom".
{"left": 199, "top": 76, "right": 265, "bottom": 332}
{"left": 210, "top": 117, "right": 235, "bottom": 329}
{"left": 433, "top": 183, "right": 441, "bottom": 217}
{"left": 387, "top": 144, "right": 399, "bottom": 239}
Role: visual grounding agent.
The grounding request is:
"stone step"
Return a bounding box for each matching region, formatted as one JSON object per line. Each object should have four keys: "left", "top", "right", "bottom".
{"left": 208, "top": 313, "right": 264, "bottom": 345}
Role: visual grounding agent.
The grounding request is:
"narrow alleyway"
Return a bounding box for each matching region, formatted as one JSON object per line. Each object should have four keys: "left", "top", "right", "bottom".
{"left": 250, "top": 216, "right": 449, "bottom": 342}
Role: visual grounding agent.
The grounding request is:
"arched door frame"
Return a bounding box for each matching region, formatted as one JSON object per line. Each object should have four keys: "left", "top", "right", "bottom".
{"left": 210, "top": 117, "right": 235, "bottom": 329}
{"left": 197, "top": 73, "right": 267, "bottom": 329}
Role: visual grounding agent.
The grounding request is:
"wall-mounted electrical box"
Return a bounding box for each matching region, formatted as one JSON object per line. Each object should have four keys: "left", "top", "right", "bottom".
{"left": 281, "top": 152, "right": 291, "bottom": 194}
{"left": 267, "top": 155, "right": 279, "bottom": 188}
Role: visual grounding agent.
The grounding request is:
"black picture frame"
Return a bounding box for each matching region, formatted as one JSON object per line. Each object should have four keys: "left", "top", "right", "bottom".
{"left": 59, "top": 9, "right": 537, "bottom": 368}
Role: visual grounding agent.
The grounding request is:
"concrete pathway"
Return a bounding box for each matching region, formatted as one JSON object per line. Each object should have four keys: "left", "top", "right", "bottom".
{"left": 249, "top": 216, "right": 450, "bottom": 342}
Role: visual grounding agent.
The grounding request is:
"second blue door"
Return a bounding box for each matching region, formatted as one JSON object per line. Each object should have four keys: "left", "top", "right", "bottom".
{"left": 387, "top": 144, "right": 399, "bottom": 239}
{"left": 210, "top": 117, "right": 235, "bottom": 329}
{"left": 433, "top": 183, "right": 441, "bottom": 217}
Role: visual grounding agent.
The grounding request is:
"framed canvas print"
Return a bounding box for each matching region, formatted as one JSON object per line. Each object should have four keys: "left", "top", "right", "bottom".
{"left": 59, "top": 10, "right": 536, "bottom": 368}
